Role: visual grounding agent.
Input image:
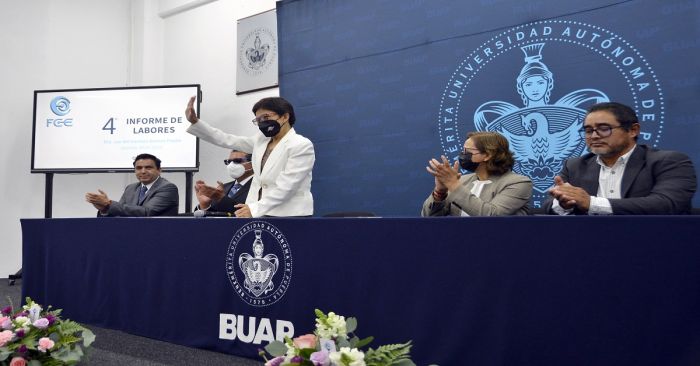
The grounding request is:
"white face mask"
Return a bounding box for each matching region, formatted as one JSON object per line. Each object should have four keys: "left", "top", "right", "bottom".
{"left": 226, "top": 163, "right": 246, "bottom": 179}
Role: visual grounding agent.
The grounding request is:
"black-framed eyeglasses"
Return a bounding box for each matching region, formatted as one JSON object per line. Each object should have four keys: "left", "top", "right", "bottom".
{"left": 462, "top": 147, "right": 482, "bottom": 155}
{"left": 223, "top": 158, "right": 250, "bottom": 165}
{"left": 578, "top": 124, "right": 624, "bottom": 138}
{"left": 251, "top": 113, "right": 278, "bottom": 126}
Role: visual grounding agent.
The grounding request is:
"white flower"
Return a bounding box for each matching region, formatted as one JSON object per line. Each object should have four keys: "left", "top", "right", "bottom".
{"left": 27, "top": 303, "right": 42, "bottom": 323}
{"left": 13, "top": 316, "right": 30, "bottom": 328}
{"left": 316, "top": 312, "right": 348, "bottom": 339}
{"left": 329, "top": 347, "right": 365, "bottom": 366}
{"left": 285, "top": 342, "right": 297, "bottom": 358}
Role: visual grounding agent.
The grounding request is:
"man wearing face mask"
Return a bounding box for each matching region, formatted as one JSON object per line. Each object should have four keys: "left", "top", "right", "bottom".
{"left": 422, "top": 131, "right": 532, "bottom": 216}
{"left": 194, "top": 150, "right": 254, "bottom": 214}
{"left": 185, "top": 96, "right": 314, "bottom": 217}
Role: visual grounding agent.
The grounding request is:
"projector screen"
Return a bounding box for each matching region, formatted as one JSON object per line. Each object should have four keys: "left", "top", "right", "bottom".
{"left": 31, "top": 85, "right": 200, "bottom": 173}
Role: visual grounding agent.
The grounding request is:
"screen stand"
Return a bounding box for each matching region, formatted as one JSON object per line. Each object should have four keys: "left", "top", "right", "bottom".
{"left": 45, "top": 173, "right": 53, "bottom": 218}
{"left": 185, "top": 171, "right": 193, "bottom": 213}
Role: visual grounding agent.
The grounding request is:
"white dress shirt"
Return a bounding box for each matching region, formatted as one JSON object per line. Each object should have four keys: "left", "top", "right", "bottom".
{"left": 553, "top": 145, "right": 636, "bottom": 215}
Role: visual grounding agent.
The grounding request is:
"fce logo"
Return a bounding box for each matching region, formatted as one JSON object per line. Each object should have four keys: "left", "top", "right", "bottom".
{"left": 47, "top": 96, "right": 73, "bottom": 127}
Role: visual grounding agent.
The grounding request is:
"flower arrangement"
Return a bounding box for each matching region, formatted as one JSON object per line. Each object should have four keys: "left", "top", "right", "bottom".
{"left": 261, "top": 309, "right": 416, "bottom": 366}
{"left": 0, "top": 298, "right": 95, "bottom": 366}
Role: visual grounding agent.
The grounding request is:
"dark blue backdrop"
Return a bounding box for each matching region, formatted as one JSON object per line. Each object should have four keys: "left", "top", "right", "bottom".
{"left": 277, "top": 0, "right": 700, "bottom": 216}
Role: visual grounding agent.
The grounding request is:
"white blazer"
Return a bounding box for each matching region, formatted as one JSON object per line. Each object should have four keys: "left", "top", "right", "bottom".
{"left": 187, "top": 120, "right": 315, "bottom": 217}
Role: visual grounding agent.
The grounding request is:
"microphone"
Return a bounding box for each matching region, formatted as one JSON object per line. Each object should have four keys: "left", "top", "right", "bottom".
{"left": 193, "top": 210, "right": 234, "bottom": 218}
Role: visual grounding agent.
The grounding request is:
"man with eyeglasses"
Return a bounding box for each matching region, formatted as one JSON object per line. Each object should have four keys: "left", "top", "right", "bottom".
{"left": 545, "top": 102, "right": 696, "bottom": 215}
{"left": 194, "top": 150, "right": 254, "bottom": 214}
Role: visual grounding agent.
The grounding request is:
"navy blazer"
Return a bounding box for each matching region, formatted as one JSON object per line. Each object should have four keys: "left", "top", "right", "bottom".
{"left": 195, "top": 178, "right": 252, "bottom": 214}
{"left": 545, "top": 145, "right": 697, "bottom": 214}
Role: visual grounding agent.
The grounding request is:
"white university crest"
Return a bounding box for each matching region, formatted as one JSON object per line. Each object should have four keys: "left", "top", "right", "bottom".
{"left": 239, "top": 230, "right": 279, "bottom": 297}
{"left": 226, "top": 221, "right": 292, "bottom": 307}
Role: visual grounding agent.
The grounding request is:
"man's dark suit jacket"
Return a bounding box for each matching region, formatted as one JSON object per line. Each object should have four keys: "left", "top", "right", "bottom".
{"left": 544, "top": 144, "right": 697, "bottom": 214}
{"left": 102, "top": 176, "right": 179, "bottom": 217}
{"left": 197, "top": 179, "right": 252, "bottom": 214}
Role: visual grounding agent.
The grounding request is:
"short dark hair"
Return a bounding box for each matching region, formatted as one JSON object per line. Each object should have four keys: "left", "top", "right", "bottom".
{"left": 587, "top": 102, "right": 639, "bottom": 130}
{"left": 133, "top": 153, "right": 161, "bottom": 169}
{"left": 231, "top": 150, "right": 253, "bottom": 162}
{"left": 467, "top": 131, "right": 515, "bottom": 175}
{"left": 252, "top": 97, "right": 296, "bottom": 126}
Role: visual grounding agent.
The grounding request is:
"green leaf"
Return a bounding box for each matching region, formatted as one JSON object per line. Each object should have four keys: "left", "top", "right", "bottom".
{"left": 28, "top": 360, "right": 43, "bottom": 366}
{"left": 58, "top": 319, "right": 85, "bottom": 335}
{"left": 299, "top": 347, "right": 316, "bottom": 359}
{"left": 50, "top": 309, "right": 63, "bottom": 317}
{"left": 0, "top": 348, "right": 12, "bottom": 361}
{"left": 60, "top": 334, "right": 82, "bottom": 346}
{"left": 40, "top": 358, "right": 65, "bottom": 366}
{"left": 392, "top": 359, "right": 417, "bottom": 366}
{"left": 265, "top": 340, "right": 288, "bottom": 357}
{"left": 52, "top": 345, "right": 84, "bottom": 363}
{"left": 336, "top": 338, "right": 350, "bottom": 348}
{"left": 314, "top": 309, "right": 326, "bottom": 320}
{"left": 348, "top": 335, "right": 360, "bottom": 348}
{"left": 355, "top": 336, "right": 374, "bottom": 349}
{"left": 82, "top": 328, "right": 96, "bottom": 347}
{"left": 365, "top": 341, "right": 413, "bottom": 366}
{"left": 346, "top": 317, "right": 357, "bottom": 333}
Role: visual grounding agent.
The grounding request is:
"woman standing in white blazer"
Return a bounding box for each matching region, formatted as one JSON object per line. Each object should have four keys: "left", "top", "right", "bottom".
{"left": 185, "top": 96, "right": 314, "bottom": 217}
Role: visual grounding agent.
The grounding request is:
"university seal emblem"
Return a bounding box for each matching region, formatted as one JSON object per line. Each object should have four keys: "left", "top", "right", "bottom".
{"left": 239, "top": 28, "right": 277, "bottom": 76}
{"left": 438, "top": 20, "right": 664, "bottom": 206}
{"left": 226, "top": 221, "right": 292, "bottom": 307}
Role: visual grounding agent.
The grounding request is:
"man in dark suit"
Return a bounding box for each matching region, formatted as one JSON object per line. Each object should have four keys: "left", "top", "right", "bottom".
{"left": 194, "top": 150, "right": 253, "bottom": 214}
{"left": 86, "top": 153, "right": 179, "bottom": 216}
{"left": 545, "top": 102, "right": 696, "bottom": 215}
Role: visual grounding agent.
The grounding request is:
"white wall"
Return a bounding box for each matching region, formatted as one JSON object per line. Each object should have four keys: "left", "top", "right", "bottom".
{"left": 0, "top": 0, "right": 277, "bottom": 277}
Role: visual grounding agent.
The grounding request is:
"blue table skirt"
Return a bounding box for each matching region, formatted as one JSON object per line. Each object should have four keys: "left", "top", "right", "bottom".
{"left": 21, "top": 216, "right": 700, "bottom": 366}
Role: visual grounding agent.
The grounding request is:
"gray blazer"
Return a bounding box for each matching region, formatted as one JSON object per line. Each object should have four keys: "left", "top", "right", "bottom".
{"left": 543, "top": 145, "right": 697, "bottom": 215}
{"left": 103, "top": 176, "right": 179, "bottom": 217}
{"left": 422, "top": 171, "right": 532, "bottom": 216}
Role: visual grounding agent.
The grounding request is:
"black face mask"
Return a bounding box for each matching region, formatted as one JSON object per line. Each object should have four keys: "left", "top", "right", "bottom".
{"left": 258, "top": 119, "right": 282, "bottom": 137}
{"left": 459, "top": 152, "right": 480, "bottom": 171}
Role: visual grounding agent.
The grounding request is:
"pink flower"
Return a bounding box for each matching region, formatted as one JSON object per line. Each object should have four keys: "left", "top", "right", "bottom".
{"left": 0, "top": 316, "right": 10, "bottom": 329}
{"left": 37, "top": 337, "right": 55, "bottom": 352}
{"left": 264, "top": 356, "right": 285, "bottom": 366}
{"left": 1, "top": 317, "right": 11, "bottom": 330}
{"left": 9, "top": 357, "right": 27, "bottom": 366}
{"left": 293, "top": 333, "right": 317, "bottom": 349}
{"left": 0, "top": 330, "right": 13, "bottom": 347}
{"left": 310, "top": 351, "right": 331, "bottom": 366}
{"left": 33, "top": 318, "right": 49, "bottom": 329}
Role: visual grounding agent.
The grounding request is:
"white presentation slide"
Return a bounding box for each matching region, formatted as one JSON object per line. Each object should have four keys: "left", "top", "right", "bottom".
{"left": 32, "top": 85, "right": 199, "bottom": 172}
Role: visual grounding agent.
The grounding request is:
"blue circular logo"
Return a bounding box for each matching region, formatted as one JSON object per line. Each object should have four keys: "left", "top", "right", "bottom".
{"left": 50, "top": 96, "right": 71, "bottom": 116}
{"left": 438, "top": 20, "right": 664, "bottom": 205}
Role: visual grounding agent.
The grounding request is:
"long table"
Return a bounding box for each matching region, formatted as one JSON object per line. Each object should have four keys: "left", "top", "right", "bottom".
{"left": 21, "top": 217, "right": 700, "bottom": 366}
